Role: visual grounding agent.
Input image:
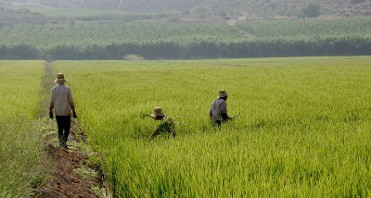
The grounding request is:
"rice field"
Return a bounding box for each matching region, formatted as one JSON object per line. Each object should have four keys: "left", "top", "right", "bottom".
{"left": 52, "top": 56, "right": 371, "bottom": 197}
{"left": 0, "top": 61, "right": 47, "bottom": 197}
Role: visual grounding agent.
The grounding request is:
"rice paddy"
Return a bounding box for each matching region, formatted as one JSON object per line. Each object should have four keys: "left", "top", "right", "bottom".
{"left": 51, "top": 56, "right": 371, "bottom": 197}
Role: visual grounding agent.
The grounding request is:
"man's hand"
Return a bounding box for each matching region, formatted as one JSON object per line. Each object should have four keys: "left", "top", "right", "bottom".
{"left": 72, "top": 110, "right": 78, "bottom": 118}
{"left": 141, "top": 114, "right": 152, "bottom": 119}
{"left": 49, "top": 111, "right": 54, "bottom": 119}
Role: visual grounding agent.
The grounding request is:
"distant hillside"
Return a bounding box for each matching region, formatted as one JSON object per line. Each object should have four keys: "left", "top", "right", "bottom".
{"left": 0, "top": 0, "right": 370, "bottom": 23}
{"left": 0, "top": 7, "right": 48, "bottom": 24}
{"left": 2, "top": 0, "right": 371, "bottom": 16}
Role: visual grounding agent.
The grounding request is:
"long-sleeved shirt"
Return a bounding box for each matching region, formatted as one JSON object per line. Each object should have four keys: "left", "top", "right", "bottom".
{"left": 49, "top": 84, "right": 75, "bottom": 116}
{"left": 209, "top": 97, "right": 228, "bottom": 121}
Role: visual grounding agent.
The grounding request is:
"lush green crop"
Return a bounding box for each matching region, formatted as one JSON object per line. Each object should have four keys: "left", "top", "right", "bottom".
{"left": 53, "top": 57, "right": 371, "bottom": 197}
{"left": 0, "top": 22, "right": 247, "bottom": 49}
{"left": 0, "top": 61, "right": 47, "bottom": 197}
{"left": 237, "top": 17, "right": 371, "bottom": 38}
{"left": 1, "top": 18, "right": 370, "bottom": 59}
{"left": 2, "top": 18, "right": 370, "bottom": 48}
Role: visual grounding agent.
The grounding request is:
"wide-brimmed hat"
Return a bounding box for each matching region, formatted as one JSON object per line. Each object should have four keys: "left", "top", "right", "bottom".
{"left": 55, "top": 73, "right": 68, "bottom": 84}
{"left": 218, "top": 90, "right": 228, "bottom": 98}
{"left": 151, "top": 107, "right": 166, "bottom": 117}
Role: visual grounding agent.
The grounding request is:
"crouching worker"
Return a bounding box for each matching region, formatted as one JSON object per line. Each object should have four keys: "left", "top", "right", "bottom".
{"left": 142, "top": 107, "right": 176, "bottom": 141}
{"left": 209, "top": 90, "right": 232, "bottom": 128}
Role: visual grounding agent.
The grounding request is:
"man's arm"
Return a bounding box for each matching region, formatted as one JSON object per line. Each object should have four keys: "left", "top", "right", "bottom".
{"left": 219, "top": 101, "right": 230, "bottom": 121}
{"left": 49, "top": 90, "right": 54, "bottom": 112}
{"left": 68, "top": 88, "right": 78, "bottom": 118}
{"left": 68, "top": 88, "right": 75, "bottom": 110}
{"left": 49, "top": 90, "right": 54, "bottom": 119}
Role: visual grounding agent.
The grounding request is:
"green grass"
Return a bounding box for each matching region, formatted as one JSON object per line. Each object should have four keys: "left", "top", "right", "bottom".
{"left": 0, "top": 61, "right": 47, "bottom": 197}
{"left": 52, "top": 56, "right": 371, "bottom": 197}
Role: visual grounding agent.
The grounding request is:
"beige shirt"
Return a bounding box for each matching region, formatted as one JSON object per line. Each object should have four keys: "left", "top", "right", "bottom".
{"left": 49, "top": 84, "right": 75, "bottom": 116}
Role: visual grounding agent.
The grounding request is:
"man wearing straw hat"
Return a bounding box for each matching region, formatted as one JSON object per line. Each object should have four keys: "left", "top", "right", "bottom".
{"left": 49, "top": 73, "right": 77, "bottom": 149}
{"left": 142, "top": 107, "right": 176, "bottom": 140}
{"left": 209, "top": 90, "right": 232, "bottom": 128}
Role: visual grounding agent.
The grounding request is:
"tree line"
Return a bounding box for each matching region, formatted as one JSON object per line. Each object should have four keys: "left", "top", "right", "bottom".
{"left": 1, "top": 36, "right": 370, "bottom": 60}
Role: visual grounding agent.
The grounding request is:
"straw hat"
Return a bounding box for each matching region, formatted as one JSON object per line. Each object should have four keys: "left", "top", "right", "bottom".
{"left": 55, "top": 73, "right": 67, "bottom": 84}
{"left": 218, "top": 90, "right": 228, "bottom": 98}
{"left": 151, "top": 107, "right": 166, "bottom": 118}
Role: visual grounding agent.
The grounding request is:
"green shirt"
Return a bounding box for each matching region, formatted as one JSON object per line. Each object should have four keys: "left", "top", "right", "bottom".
{"left": 157, "top": 118, "right": 175, "bottom": 132}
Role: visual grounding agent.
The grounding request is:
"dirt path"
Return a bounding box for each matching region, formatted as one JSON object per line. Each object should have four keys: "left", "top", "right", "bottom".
{"left": 31, "top": 62, "right": 107, "bottom": 198}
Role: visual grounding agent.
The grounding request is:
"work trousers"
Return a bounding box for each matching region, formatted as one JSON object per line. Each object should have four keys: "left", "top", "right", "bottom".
{"left": 213, "top": 120, "right": 222, "bottom": 128}
{"left": 56, "top": 115, "right": 71, "bottom": 146}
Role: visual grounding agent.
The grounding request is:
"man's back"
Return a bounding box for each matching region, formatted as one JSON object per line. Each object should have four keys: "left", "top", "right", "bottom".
{"left": 50, "top": 85, "right": 74, "bottom": 116}
{"left": 210, "top": 97, "right": 227, "bottom": 121}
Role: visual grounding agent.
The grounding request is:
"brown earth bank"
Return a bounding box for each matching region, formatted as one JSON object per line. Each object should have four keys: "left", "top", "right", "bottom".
{"left": 31, "top": 130, "right": 104, "bottom": 198}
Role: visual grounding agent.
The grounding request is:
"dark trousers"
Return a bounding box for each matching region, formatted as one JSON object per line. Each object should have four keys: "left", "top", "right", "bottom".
{"left": 211, "top": 120, "right": 222, "bottom": 128}
{"left": 214, "top": 120, "right": 222, "bottom": 128}
{"left": 56, "top": 116, "right": 71, "bottom": 146}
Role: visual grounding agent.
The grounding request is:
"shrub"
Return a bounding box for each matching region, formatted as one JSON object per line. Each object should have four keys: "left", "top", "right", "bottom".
{"left": 124, "top": 54, "right": 144, "bottom": 61}
{"left": 300, "top": 2, "right": 321, "bottom": 18}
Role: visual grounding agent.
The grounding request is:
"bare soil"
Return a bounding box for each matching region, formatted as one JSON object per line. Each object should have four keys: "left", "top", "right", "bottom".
{"left": 31, "top": 130, "right": 103, "bottom": 198}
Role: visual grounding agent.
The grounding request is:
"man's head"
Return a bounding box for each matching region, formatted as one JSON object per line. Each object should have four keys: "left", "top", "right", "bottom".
{"left": 151, "top": 107, "right": 166, "bottom": 120}
{"left": 55, "top": 73, "right": 67, "bottom": 85}
{"left": 218, "top": 90, "right": 228, "bottom": 101}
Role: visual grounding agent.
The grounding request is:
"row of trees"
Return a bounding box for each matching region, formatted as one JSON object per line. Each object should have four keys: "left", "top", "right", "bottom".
{"left": 1, "top": 36, "right": 370, "bottom": 60}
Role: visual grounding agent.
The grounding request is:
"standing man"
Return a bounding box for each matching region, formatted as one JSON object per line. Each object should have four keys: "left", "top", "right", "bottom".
{"left": 209, "top": 90, "right": 232, "bottom": 128}
{"left": 49, "top": 73, "right": 77, "bottom": 149}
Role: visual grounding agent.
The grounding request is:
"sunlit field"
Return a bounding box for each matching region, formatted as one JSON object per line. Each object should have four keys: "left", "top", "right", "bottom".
{"left": 0, "top": 61, "right": 46, "bottom": 197}
{"left": 52, "top": 57, "right": 371, "bottom": 197}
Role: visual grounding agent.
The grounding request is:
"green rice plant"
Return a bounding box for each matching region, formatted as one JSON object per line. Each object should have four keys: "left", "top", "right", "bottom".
{"left": 0, "top": 61, "right": 47, "bottom": 197}
{"left": 53, "top": 57, "right": 370, "bottom": 197}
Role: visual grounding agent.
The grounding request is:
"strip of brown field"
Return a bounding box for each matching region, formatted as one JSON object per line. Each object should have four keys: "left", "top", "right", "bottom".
{"left": 31, "top": 62, "right": 106, "bottom": 198}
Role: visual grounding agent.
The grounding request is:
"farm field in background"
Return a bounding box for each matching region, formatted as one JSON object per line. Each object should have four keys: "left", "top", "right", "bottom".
{"left": 0, "top": 22, "right": 246, "bottom": 48}
{"left": 2, "top": 18, "right": 370, "bottom": 48}
{"left": 237, "top": 17, "right": 371, "bottom": 38}
{"left": 1, "top": 17, "right": 370, "bottom": 59}
{"left": 52, "top": 56, "right": 371, "bottom": 197}
{"left": 0, "top": 61, "right": 46, "bottom": 197}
